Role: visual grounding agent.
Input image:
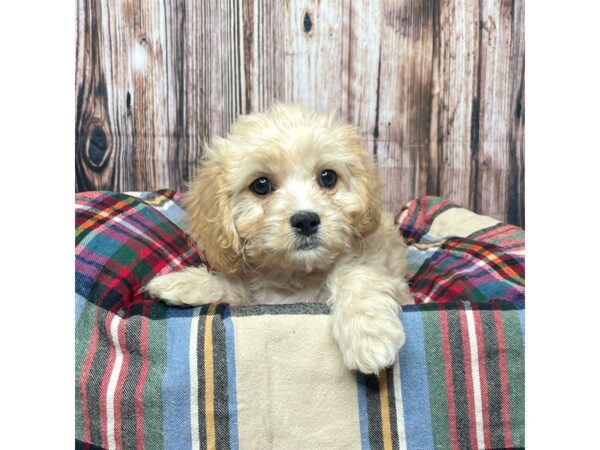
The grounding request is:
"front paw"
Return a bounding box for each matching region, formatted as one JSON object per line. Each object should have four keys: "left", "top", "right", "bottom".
{"left": 143, "top": 267, "right": 224, "bottom": 306}
{"left": 332, "top": 308, "right": 405, "bottom": 375}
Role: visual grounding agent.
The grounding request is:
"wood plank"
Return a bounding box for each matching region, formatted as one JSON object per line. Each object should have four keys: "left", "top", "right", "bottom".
{"left": 341, "top": 1, "right": 381, "bottom": 142}
{"left": 430, "top": 0, "right": 479, "bottom": 212}
{"left": 506, "top": 0, "right": 525, "bottom": 227}
{"left": 179, "top": 0, "right": 245, "bottom": 185}
{"left": 244, "top": 0, "right": 347, "bottom": 113}
{"left": 473, "top": 0, "right": 524, "bottom": 223}
{"left": 76, "top": 0, "right": 117, "bottom": 191}
{"left": 376, "top": 0, "right": 435, "bottom": 214}
{"left": 128, "top": 0, "right": 176, "bottom": 190}
{"left": 245, "top": 0, "right": 285, "bottom": 111}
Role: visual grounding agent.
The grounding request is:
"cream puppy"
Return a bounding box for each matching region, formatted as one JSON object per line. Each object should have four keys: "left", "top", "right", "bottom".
{"left": 145, "top": 103, "right": 413, "bottom": 375}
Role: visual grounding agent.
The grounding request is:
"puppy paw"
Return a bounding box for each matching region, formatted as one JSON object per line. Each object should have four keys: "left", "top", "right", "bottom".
{"left": 334, "top": 312, "right": 405, "bottom": 375}
{"left": 142, "top": 266, "right": 224, "bottom": 306}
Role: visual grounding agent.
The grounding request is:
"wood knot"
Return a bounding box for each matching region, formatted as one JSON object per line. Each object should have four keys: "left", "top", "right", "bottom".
{"left": 86, "top": 125, "right": 110, "bottom": 170}
{"left": 303, "top": 11, "right": 313, "bottom": 34}
{"left": 515, "top": 96, "right": 523, "bottom": 119}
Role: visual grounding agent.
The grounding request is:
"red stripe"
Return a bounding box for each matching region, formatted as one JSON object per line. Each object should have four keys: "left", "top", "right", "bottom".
{"left": 107, "top": 266, "right": 134, "bottom": 291}
{"left": 493, "top": 306, "right": 514, "bottom": 448}
{"left": 439, "top": 308, "right": 460, "bottom": 450}
{"left": 104, "top": 266, "right": 135, "bottom": 310}
{"left": 458, "top": 306, "right": 479, "bottom": 449}
{"left": 473, "top": 308, "right": 492, "bottom": 449}
{"left": 426, "top": 198, "right": 453, "bottom": 221}
{"left": 79, "top": 317, "right": 100, "bottom": 444}
{"left": 100, "top": 312, "right": 118, "bottom": 449}
{"left": 135, "top": 304, "right": 150, "bottom": 450}
{"left": 446, "top": 282, "right": 467, "bottom": 299}
{"left": 113, "top": 315, "right": 129, "bottom": 450}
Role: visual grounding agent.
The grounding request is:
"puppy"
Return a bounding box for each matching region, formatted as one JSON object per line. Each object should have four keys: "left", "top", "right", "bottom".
{"left": 145, "top": 103, "right": 413, "bottom": 375}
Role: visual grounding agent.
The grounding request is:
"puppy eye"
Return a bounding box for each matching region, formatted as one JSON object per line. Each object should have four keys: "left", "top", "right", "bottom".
{"left": 318, "top": 169, "right": 337, "bottom": 189}
{"left": 249, "top": 177, "right": 273, "bottom": 196}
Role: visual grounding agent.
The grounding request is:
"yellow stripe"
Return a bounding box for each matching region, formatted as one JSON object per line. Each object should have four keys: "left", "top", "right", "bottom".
{"left": 379, "top": 370, "right": 393, "bottom": 450}
{"left": 204, "top": 303, "right": 217, "bottom": 450}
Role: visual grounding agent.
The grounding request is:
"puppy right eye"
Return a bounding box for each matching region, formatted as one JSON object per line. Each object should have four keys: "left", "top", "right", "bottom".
{"left": 249, "top": 177, "right": 273, "bottom": 196}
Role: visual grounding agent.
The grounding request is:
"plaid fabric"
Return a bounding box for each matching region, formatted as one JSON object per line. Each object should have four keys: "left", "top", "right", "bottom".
{"left": 76, "top": 191, "right": 525, "bottom": 450}
{"left": 397, "top": 197, "right": 525, "bottom": 305}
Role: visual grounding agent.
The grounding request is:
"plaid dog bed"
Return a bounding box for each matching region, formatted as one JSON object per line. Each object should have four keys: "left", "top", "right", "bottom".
{"left": 75, "top": 191, "right": 524, "bottom": 450}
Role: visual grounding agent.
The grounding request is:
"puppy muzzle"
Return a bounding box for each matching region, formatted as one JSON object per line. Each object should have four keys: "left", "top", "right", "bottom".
{"left": 293, "top": 235, "right": 320, "bottom": 251}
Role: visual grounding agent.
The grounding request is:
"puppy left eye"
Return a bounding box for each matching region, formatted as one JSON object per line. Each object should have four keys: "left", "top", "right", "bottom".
{"left": 318, "top": 169, "right": 337, "bottom": 189}
{"left": 249, "top": 177, "right": 273, "bottom": 196}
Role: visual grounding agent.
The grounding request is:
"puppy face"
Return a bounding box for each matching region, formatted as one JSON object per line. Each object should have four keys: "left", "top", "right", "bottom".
{"left": 184, "top": 104, "right": 382, "bottom": 274}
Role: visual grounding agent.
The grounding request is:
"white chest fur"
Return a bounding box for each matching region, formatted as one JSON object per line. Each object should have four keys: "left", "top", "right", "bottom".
{"left": 244, "top": 270, "right": 330, "bottom": 305}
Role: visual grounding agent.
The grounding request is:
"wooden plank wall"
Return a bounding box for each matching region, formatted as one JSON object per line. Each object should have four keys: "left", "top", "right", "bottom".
{"left": 76, "top": 0, "right": 525, "bottom": 227}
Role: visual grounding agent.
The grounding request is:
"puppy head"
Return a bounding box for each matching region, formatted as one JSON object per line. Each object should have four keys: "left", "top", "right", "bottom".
{"left": 184, "top": 103, "right": 382, "bottom": 274}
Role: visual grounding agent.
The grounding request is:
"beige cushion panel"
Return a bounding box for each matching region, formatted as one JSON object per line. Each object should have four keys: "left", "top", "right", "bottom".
{"left": 428, "top": 207, "right": 499, "bottom": 238}
{"left": 232, "top": 314, "right": 361, "bottom": 449}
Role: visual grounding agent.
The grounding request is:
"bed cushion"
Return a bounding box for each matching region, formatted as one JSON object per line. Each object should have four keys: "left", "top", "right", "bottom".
{"left": 75, "top": 191, "right": 524, "bottom": 450}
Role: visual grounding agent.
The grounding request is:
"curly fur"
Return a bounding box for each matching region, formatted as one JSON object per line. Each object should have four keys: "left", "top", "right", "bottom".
{"left": 144, "top": 103, "right": 413, "bottom": 375}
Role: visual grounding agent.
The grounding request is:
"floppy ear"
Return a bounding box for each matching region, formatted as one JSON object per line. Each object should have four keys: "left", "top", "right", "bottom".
{"left": 353, "top": 152, "right": 383, "bottom": 237}
{"left": 343, "top": 128, "right": 383, "bottom": 238}
{"left": 183, "top": 150, "right": 242, "bottom": 273}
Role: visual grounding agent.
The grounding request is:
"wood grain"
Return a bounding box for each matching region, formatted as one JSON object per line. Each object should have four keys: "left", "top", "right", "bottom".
{"left": 76, "top": 0, "right": 525, "bottom": 227}
{"left": 376, "top": 0, "right": 435, "bottom": 214}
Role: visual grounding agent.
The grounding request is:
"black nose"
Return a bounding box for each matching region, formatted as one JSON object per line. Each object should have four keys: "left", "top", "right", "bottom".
{"left": 290, "top": 211, "right": 321, "bottom": 236}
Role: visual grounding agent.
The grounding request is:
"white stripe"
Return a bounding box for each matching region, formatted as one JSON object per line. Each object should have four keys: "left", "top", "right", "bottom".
{"left": 106, "top": 314, "right": 124, "bottom": 450}
{"left": 189, "top": 312, "right": 201, "bottom": 450}
{"left": 393, "top": 358, "right": 408, "bottom": 450}
{"left": 464, "top": 303, "right": 486, "bottom": 449}
{"left": 165, "top": 247, "right": 201, "bottom": 272}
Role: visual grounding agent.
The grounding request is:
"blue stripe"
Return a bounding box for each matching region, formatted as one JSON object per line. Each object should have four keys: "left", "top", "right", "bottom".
{"left": 407, "top": 246, "right": 439, "bottom": 276}
{"left": 398, "top": 310, "right": 435, "bottom": 450}
{"left": 75, "top": 293, "right": 86, "bottom": 325}
{"left": 162, "top": 307, "right": 194, "bottom": 450}
{"left": 75, "top": 272, "right": 97, "bottom": 299}
{"left": 356, "top": 372, "right": 371, "bottom": 450}
{"left": 222, "top": 308, "right": 240, "bottom": 450}
{"left": 517, "top": 306, "right": 525, "bottom": 339}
